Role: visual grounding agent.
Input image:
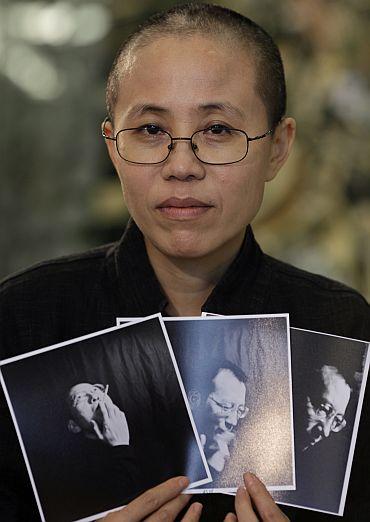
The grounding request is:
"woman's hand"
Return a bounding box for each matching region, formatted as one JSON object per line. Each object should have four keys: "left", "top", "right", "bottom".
{"left": 225, "top": 473, "right": 289, "bottom": 522}
{"left": 102, "top": 476, "right": 202, "bottom": 521}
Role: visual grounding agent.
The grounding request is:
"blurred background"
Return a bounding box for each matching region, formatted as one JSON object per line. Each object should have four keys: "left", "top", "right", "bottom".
{"left": 1, "top": 0, "right": 369, "bottom": 299}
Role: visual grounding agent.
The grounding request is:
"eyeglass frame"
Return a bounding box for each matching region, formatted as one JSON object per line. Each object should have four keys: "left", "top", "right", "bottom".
{"left": 313, "top": 401, "right": 347, "bottom": 432}
{"left": 207, "top": 394, "right": 249, "bottom": 419}
{"left": 102, "top": 117, "right": 276, "bottom": 166}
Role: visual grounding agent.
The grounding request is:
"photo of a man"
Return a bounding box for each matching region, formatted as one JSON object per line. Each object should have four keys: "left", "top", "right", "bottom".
{"left": 274, "top": 328, "right": 369, "bottom": 515}
{"left": 67, "top": 383, "right": 130, "bottom": 447}
{"left": 0, "top": 316, "right": 211, "bottom": 522}
{"left": 199, "top": 362, "right": 248, "bottom": 475}
{"left": 162, "top": 315, "right": 294, "bottom": 491}
{"left": 302, "top": 365, "right": 351, "bottom": 452}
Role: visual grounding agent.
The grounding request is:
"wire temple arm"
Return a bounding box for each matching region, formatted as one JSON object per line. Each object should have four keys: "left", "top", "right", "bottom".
{"left": 248, "top": 128, "right": 274, "bottom": 142}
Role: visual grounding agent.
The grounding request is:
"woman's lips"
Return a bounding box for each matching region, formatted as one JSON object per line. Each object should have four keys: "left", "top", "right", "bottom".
{"left": 157, "top": 197, "right": 213, "bottom": 219}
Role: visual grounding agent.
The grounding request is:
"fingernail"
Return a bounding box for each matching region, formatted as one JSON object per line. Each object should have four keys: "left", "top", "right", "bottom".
{"left": 244, "top": 472, "right": 256, "bottom": 487}
{"left": 236, "top": 486, "right": 245, "bottom": 496}
{"left": 191, "top": 502, "right": 203, "bottom": 514}
{"left": 178, "top": 476, "right": 189, "bottom": 488}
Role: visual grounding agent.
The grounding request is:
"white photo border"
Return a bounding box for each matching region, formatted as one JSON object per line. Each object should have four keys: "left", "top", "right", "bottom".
{"left": 0, "top": 313, "right": 212, "bottom": 522}
{"left": 117, "top": 313, "right": 295, "bottom": 495}
{"left": 200, "top": 313, "right": 370, "bottom": 516}
{"left": 277, "top": 327, "right": 370, "bottom": 517}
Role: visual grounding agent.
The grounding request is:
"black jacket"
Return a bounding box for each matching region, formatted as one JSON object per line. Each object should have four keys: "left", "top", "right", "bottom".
{"left": 0, "top": 221, "right": 369, "bottom": 521}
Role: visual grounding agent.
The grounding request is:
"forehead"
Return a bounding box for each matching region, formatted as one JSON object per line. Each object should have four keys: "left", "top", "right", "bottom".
{"left": 114, "top": 35, "right": 265, "bottom": 125}
{"left": 321, "top": 371, "right": 351, "bottom": 412}
{"left": 213, "top": 369, "right": 246, "bottom": 400}
{"left": 69, "top": 383, "right": 96, "bottom": 397}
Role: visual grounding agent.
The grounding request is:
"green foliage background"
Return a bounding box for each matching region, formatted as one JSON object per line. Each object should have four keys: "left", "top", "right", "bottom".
{"left": 1, "top": 0, "right": 370, "bottom": 299}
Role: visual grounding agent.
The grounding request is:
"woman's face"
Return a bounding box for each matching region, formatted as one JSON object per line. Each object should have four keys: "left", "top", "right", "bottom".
{"left": 106, "top": 35, "right": 288, "bottom": 261}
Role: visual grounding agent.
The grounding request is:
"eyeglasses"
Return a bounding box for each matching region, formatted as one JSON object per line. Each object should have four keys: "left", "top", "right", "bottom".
{"left": 102, "top": 118, "right": 274, "bottom": 165}
{"left": 314, "top": 402, "right": 347, "bottom": 432}
{"left": 208, "top": 395, "right": 249, "bottom": 419}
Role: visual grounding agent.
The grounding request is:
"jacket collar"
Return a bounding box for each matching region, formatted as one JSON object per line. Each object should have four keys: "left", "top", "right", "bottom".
{"left": 106, "top": 220, "right": 270, "bottom": 317}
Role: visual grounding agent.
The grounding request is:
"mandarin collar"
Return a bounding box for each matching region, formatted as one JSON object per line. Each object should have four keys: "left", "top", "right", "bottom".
{"left": 106, "top": 220, "right": 270, "bottom": 317}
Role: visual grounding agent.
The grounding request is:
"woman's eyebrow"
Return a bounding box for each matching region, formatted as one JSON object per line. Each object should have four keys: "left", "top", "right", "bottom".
{"left": 124, "top": 102, "right": 245, "bottom": 119}
{"left": 197, "top": 102, "right": 245, "bottom": 119}
{"left": 126, "top": 104, "right": 170, "bottom": 119}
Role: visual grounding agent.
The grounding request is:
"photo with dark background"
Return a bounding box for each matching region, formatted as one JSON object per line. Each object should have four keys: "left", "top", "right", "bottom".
{"left": 0, "top": 317, "right": 209, "bottom": 522}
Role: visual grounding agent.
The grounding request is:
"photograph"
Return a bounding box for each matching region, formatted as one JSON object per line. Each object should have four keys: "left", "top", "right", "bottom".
{"left": 272, "top": 328, "right": 370, "bottom": 516}
{"left": 2, "top": 0, "right": 370, "bottom": 520}
{"left": 117, "top": 314, "right": 295, "bottom": 493}
{"left": 0, "top": 315, "right": 211, "bottom": 522}
{"left": 201, "top": 316, "right": 370, "bottom": 515}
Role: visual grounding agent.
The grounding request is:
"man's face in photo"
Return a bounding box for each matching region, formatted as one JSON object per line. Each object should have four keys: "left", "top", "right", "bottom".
{"left": 68, "top": 383, "right": 106, "bottom": 433}
{"left": 204, "top": 368, "right": 247, "bottom": 457}
{"left": 303, "top": 366, "right": 351, "bottom": 451}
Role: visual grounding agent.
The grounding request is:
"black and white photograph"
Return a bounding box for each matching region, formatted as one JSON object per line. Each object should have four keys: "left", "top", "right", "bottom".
{"left": 117, "top": 314, "right": 295, "bottom": 493}
{"left": 0, "top": 315, "right": 211, "bottom": 522}
{"left": 272, "top": 328, "right": 370, "bottom": 516}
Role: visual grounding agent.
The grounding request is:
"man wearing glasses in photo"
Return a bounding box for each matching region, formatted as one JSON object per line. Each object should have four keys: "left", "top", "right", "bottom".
{"left": 302, "top": 365, "right": 351, "bottom": 453}
{"left": 274, "top": 362, "right": 355, "bottom": 514}
{"left": 1, "top": 3, "right": 369, "bottom": 522}
{"left": 195, "top": 362, "right": 248, "bottom": 478}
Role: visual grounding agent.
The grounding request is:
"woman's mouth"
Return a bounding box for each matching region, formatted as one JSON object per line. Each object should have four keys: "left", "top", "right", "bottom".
{"left": 156, "top": 197, "right": 213, "bottom": 219}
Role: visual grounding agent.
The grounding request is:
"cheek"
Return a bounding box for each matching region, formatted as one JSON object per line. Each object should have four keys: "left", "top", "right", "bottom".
{"left": 217, "top": 417, "right": 227, "bottom": 430}
{"left": 306, "top": 414, "right": 320, "bottom": 432}
{"left": 117, "top": 166, "right": 158, "bottom": 213}
{"left": 77, "top": 405, "right": 91, "bottom": 419}
{"left": 219, "top": 169, "right": 266, "bottom": 223}
{"left": 118, "top": 171, "right": 147, "bottom": 214}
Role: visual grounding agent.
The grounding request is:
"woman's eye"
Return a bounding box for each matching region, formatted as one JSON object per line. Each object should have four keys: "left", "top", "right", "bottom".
{"left": 207, "top": 124, "right": 232, "bottom": 134}
{"left": 141, "top": 124, "right": 164, "bottom": 135}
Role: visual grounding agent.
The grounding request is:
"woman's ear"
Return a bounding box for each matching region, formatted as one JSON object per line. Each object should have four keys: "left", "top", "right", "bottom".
{"left": 102, "top": 118, "right": 120, "bottom": 172}
{"left": 265, "top": 117, "right": 296, "bottom": 182}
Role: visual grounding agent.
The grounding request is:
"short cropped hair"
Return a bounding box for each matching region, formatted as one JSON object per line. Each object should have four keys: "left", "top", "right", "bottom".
{"left": 201, "top": 359, "right": 247, "bottom": 400}
{"left": 106, "top": 3, "right": 286, "bottom": 127}
{"left": 309, "top": 365, "right": 352, "bottom": 403}
{"left": 212, "top": 360, "right": 247, "bottom": 385}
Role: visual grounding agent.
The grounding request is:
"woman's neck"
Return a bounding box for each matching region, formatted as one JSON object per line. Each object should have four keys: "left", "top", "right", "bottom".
{"left": 145, "top": 235, "right": 245, "bottom": 316}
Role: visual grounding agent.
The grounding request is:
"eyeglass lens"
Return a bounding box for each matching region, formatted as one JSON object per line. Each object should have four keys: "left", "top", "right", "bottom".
{"left": 317, "top": 403, "right": 345, "bottom": 430}
{"left": 209, "top": 396, "right": 248, "bottom": 418}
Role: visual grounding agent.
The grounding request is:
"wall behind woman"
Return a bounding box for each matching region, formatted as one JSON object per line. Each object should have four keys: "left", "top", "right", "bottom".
{"left": 1, "top": 0, "right": 369, "bottom": 300}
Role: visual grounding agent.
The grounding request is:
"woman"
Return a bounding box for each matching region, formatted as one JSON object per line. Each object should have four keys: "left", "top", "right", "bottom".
{"left": 1, "top": 4, "right": 368, "bottom": 521}
{"left": 99, "top": 4, "right": 368, "bottom": 520}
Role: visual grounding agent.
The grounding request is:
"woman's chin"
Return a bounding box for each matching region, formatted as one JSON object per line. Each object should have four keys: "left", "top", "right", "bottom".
{"left": 155, "top": 234, "right": 216, "bottom": 260}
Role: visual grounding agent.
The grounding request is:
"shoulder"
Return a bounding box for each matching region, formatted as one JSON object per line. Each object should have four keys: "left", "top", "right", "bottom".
{"left": 265, "top": 254, "right": 367, "bottom": 301}
{"left": 0, "top": 243, "right": 114, "bottom": 297}
{"left": 262, "top": 254, "right": 370, "bottom": 339}
{"left": 0, "top": 244, "right": 117, "bottom": 357}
